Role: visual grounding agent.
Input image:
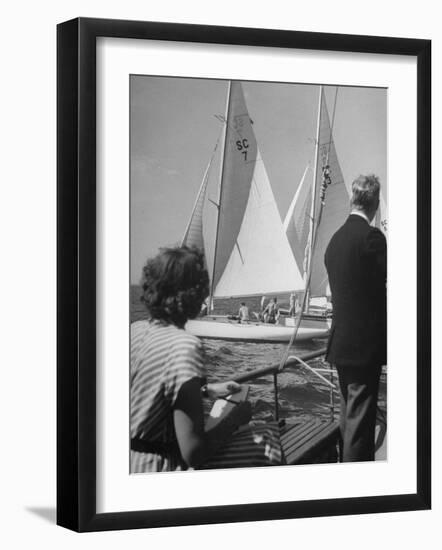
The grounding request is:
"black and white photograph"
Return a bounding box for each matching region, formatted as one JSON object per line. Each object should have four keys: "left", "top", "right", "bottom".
{"left": 0, "top": 0, "right": 436, "bottom": 544}
{"left": 129, "top": 76, "right": 388, "bottom": 473}
{"left": 53, "top": 15, "right": 431, "bottom": 534}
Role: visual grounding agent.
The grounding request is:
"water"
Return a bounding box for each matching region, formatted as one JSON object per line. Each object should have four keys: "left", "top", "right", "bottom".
{"left": 131, "top": 285, "right": 387, "bottom": 422}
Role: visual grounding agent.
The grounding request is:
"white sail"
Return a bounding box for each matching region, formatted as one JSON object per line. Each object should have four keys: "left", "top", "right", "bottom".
{"left": 283, "top": 164, "right": 311, "bottom": 274}
{"left": 182, "top": 130, "right": 223, "bottom": 255}
{"left": 213, "top": 146, "right": 304, "bottom": 297}
{"left": 181, "top": 165, "right": 210, "bottom": 251}
{"left": 284, "top": 164, "right": 309, "bottom": 232}
{"left": 184, "top": 81, "right": 304, "bottom": 299}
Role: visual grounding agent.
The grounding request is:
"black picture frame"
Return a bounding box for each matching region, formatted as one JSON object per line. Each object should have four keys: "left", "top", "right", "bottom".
{"left": 57, "top": 17, "right": 431, "bottom": 532}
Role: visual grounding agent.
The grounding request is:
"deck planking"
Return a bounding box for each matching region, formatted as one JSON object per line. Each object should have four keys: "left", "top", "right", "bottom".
{"left": 281, "top": 419, "right": 340, "bottom": 464}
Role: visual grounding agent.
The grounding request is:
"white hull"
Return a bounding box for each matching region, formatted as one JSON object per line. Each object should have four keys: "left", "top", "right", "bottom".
{"left": 284, "top": 315, "right": 332, "bottom": 331}
{"left": 186, "top": 318, "right": 329, "bottom": 343}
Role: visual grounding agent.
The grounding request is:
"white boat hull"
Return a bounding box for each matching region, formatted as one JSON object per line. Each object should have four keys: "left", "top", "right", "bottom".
{"left": 186, "top": 318, "right": 329, "bottom": 343}
{"left": 284, "top": 315, "right": 332, "bottom": 331}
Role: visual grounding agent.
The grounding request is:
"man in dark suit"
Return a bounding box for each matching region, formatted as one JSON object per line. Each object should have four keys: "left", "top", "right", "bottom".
{"left": 325, "top": 174, "right": 386, "bottom": 462}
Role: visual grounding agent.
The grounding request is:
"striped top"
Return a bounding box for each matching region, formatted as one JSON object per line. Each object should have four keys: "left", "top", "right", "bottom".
{"left": 130, "top": 319, "right": 205, "bottom": 472}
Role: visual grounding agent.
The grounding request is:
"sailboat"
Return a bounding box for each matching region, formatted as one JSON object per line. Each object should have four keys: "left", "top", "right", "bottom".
{"left": 284, "top": 86, "right": 388, "bottom": 322}
{"left": 182, "top": 81, "right": 329, "bottom": 343}
{"left": 284, "top": 87, "right": 350, "bottom": 321}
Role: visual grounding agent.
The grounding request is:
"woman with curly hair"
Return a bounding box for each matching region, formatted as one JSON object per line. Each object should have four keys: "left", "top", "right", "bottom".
{"left": 131, "top": 246, "right": 282, "bottom": 473}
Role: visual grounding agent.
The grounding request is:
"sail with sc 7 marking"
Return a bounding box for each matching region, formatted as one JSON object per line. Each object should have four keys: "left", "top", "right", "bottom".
{"left": 211, "top": 82, "right": 257, "bottom": 294}
{"left": 214, "top": 143, "right": 304, "bottom": 297}
{"left": 182, "top": 81, "right": 304, "bottom": 298}
{"left": 212, "top": 82, "right": 303, "bottom": 297}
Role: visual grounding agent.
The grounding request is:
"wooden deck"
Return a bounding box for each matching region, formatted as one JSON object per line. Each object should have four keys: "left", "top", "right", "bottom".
{"left": 207, "top": 382, "right": 385, "bottom": 466}
{"left": 281, "top": 419, "right": 340, "bottom": 465}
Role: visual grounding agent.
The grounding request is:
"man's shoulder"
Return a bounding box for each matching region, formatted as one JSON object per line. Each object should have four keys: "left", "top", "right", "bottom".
{"left": 365, "top": 226, "right": 387, "bottom": 255}
{"left": 368, "top": 225, "right": 386, "bottom": 239}
{"left": 326, "top": 220, "right": 350, "bottom": 250}
{"left": 326, "top": 218, "right": 381, "bottom": 256}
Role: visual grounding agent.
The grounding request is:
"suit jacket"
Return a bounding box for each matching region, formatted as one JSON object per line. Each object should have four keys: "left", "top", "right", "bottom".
{"left": 324, "top": 214, "right": 387, "bottom": 368}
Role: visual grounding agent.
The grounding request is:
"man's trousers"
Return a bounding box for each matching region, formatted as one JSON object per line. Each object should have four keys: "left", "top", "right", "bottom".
{"left": 336, "top": 364, "right": 382, "bottom": 462}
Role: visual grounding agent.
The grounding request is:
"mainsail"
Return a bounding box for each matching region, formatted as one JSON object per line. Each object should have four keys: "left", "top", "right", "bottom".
{"left": 211, "top": 82, "right": 258, "bottom": 293}
{"left": 214, "top": 144, "right": 304, "bottom": 297}
{"left": 285, "top": 87, "right": 350, "bottom": 298}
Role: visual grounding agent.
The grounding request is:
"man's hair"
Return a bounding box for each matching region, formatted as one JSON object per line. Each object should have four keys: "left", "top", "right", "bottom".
{"left": 240, "top": 302, "right": 245, "bottom": 306}
{"left": 140, "top": 246, "right": 209, "bottom": 327}
{"left": 351, "top": 174, "right": 380, "bottom": 213}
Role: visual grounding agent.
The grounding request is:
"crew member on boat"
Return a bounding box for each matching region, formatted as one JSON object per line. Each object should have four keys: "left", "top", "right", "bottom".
{"left": 324, "top": 174, "right": 386, "bottom": 462}
{"left": 288, "top": 291, "right": 299, "bottom": 317}
{"left": 200, "top": 297, "right": 209, "bottom": 317}
{"left": 263, "top": 298, "right": 280, "bottom": 324}
{"left": 238, "top": 302, "right": 250, "bottom": 323}
{"left": 257, "top": 295, "right": 267, "bottom": 321}
{"left": 131, "top": 246, "right": 283, "bottom": 472}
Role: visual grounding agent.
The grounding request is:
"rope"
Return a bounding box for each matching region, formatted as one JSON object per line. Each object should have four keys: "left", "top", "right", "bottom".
{"left": 286, "top": 355, "right": 337, "bottom": 390}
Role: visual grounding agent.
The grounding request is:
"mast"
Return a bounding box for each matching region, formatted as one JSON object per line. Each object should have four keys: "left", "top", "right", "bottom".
{"left": 304, "top": 85, "right": 323, "bottom": 312}
{"left": 208, "top": 80, "right": 232, "bottom": 312}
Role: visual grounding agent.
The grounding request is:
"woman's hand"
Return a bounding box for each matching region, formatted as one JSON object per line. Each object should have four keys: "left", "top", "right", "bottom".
{"left": 174, "top": 378, "right": 252, "bottom": 468}
{"left": 206, "top": 381, "right": 242, "bottom": 399}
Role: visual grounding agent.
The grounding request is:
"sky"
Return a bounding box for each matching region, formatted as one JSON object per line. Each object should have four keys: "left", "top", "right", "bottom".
{"left": 130, "top": 76, "right": 387, "bottom": 283}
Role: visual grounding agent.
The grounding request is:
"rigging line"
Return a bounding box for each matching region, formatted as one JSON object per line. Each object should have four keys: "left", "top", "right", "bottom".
{"left": 204, "top": 119, "right": 227, "bottom": 205}
{"left": 207, "top": 198, "right": 220, "bottom": 208}
{"left": 328, "top": 86, "right": 339, "bottom": 159}
{"left": 318, "top": 87, "right": 339, "bottom": 230}
{"left": 321, "top": 86, "right": 339, "bottom": 183}
{"left": 276, "top": 240, "right": 317, "bottom": 372}
{"left": 209, "top": 81, "right": 232, "bottom": 308}
{"left": 277, "top": 87, "right": 339, "bottom": 372}
{"left": 303, "top": 86, "right": 323, "bottom": 309}
{"left": 322, "top": 86, "right": 340, "bottom": 186}
{"left": 287, "top": 355, "right": 337, "bottom": 390}
{"left": 235, "top": 241, "right": 244, "bottom": 264}
{"left": 278, "top": 198, "right": 329, "bottom": 371}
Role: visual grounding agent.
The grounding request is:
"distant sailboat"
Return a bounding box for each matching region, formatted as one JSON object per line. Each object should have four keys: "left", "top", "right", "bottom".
{"left": 284, "top": 86, "right": 387, "bottom": 313}
{"left": 284, "top": 86, "right": 350, "bottom": 310}
{"left": 182, "top": 81, "right": 328, "bottom": 343}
